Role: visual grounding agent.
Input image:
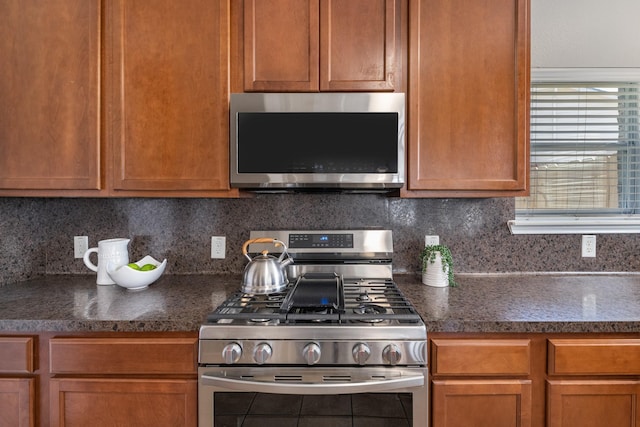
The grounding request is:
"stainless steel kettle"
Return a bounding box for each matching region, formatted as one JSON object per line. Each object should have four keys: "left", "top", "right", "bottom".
{"left": 241, "top": 238, "right": 294, "bottom": 294}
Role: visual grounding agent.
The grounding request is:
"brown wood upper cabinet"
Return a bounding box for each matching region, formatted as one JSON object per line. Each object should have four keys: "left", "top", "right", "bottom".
{"left": 404, "top": 0, "right": 530, "bottom": 197}
{"left": 241, "top": 0, "right": 401, "bottom": 92}
{"left": 0, "top": 0, "right": 101, "bottom": 192}
{"left": 107, "top": 0, "right": 233, "bottom": 195}
{"left": 1, "top": 0, "right": 237, "bottom": 197}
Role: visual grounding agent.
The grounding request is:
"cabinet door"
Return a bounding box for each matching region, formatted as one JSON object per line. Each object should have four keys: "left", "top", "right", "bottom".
{"left": 432, "top": 379, "right": 532, "bottom": 427}
{"left": 431, "top": 338, "right": 531, "bottom": 376}
{"left": 547, "top": 380, "right": 640, "bottom": 427}
{"left": 0, "top": 337, "right": 35, "bottom": 374}
{"left": 108, "top": 0, "right": 231, "bottom": 194}
{"left": 50, "top": 378, "right": 197, "bottom": 427}
{"left": 405, "top": 0, "right": 530, "bottom": 197}
{"left": 548, "top": 338, "right": 640, "bottom": 375}
{"left": 244, "top": 0, "right": 320, "bottom": 91}
{"left": 0, "top": 378, "right": 34, "bottom": 427}
{"left": 320, "top": 0, "right": 400, "bottom": 91}
{"left": 242, "top": 0, "right": 400, "bottom": 92}
{"left": 49, "top": 336, "right": 197, "bottom": 375}
{"left": 0, "top": 0, "right": 100, "bottom": 192}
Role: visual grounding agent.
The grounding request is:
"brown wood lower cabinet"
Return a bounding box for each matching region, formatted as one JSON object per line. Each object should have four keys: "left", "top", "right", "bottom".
{"left": 546, "top": 338, "right": 640, "bottom": 427}
{"left": 432, "top": 379, "right": 532, "bottom": 427}
{"left": 0, "top": 336, "right": 36, "bottom": 427}
{"left": 50, "top": 378, "right": 196, "bottom": 427}
{"left": 547, "top": 380, "right": 640, "bottom": 427}
{"left": 430, "top": 336, "right": 535, "bottom": 427}
{"left": 48, "top": 334, "right": 198, "bottom": 427}
{"left": 0, "top": 378, "right": 34, "bottom": 427}
{"left": 429, "top": 333, "right": 640, "bottom": 427}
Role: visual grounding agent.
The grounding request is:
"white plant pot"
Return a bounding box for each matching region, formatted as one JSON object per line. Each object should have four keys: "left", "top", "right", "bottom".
{"left": 422, "top": 252, "right": 450, "bottom": 287}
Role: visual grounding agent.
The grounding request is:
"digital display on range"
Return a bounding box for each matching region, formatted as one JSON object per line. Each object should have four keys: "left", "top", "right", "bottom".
{"left": 289, "top": 233, "right": 354, "bottom": 248}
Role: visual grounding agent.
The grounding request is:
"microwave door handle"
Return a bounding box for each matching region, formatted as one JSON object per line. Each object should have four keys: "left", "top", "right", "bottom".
{"left": 200, "top": 372, "right": 424, "bottom": 395}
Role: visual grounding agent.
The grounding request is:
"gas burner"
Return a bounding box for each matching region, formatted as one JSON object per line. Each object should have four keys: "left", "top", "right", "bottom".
{"left": 353, "top": 303, "right": 387, "bottom": 315}
{"left": 250, "top": 308, "right": 276, "bottom": 323}
{"left": 353, "top": 303, "right": 388, "bottom": 323}
{"left": 301, "top": 307, "right": 330, "bottom": 315}
{"left": 356, "top": 291, "right": 371, "bottom": 302}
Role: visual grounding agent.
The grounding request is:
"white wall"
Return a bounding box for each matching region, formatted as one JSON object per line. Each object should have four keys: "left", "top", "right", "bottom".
{"left": 532, "top": 0, "right": 640, "bottom": 68}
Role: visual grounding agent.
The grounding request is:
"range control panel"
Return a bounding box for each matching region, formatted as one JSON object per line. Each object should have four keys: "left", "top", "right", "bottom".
{"left": 288, "top": 233, "right": 354, "bottom": 249}
{"left": 248, "top": 229, "right": 393, "bottom": 257}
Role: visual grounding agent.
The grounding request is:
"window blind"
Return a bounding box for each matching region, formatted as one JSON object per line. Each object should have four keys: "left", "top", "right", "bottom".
{"left": 516, "top": 82, "right": 640, "bottom": 215}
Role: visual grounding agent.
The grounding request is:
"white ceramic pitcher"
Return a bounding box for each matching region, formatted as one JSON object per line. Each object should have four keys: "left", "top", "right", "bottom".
{"left": 83, "top": 238, "right": 130, "bottom": 285}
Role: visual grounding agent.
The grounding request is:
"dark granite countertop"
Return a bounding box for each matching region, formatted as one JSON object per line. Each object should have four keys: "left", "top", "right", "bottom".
{"left": 0, "top": 273, "right": 639, "bottom": 333}
{"left": 395, "top": 274, "right": 640, "bottom": 333}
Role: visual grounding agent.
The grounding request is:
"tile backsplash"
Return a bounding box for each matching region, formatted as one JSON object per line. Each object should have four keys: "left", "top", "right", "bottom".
{"left": 2, "top": 195, "right": 640, "bottom": 285}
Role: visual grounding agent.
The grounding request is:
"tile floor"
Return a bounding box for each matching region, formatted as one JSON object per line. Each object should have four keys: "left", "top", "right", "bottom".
{"left": 214, "top": 392, "right": 413, "bottom": 427}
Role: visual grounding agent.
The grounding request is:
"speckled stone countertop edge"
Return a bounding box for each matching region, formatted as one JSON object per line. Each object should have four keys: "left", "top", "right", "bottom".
{"left": 0, "top": 273, "right": 639, "bottom": 334}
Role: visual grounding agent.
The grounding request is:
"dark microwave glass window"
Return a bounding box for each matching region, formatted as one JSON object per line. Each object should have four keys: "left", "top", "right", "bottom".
{"left": 237, "top": 113, "right": 399, "bottom": 173}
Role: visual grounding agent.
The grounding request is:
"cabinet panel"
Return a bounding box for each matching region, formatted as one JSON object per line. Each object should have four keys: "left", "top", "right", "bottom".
{"left": 405, "top": 0, "right": 529, "bottom": 197}
{"left": 50, "top": 378, "right": 197, "bottom": 427}
{"left": 432, "top": 379, "right": 532, "bottom": 427}
{"left": 0, "top": 0, "right": 100, "bottom": 191}
{"left": 548, "top": 338, "right": 640, "bottom": 375}
{"left": 547, "top": 380, "right": 640, "bottom": 427}
{"left": 431, "top": 339, "right": 531, "bottom": 376}
{"left": 244, "top": 0, "right": 319, "bottom": 91}
{"left": 241, "top": 0, "right": 401, "bottom": 92}
{"left": 49, "top": 337, "right": 197, "bottom": 375}
{"left": 0, "top": 378, "right": 35, "bottom": 427}
{"left": 320, "top": 0, "right": 399, "bottom": 91}
{"left": 108, "top": 0, "right": 231, "bottom": 193}
{"left": 0, "top": 337, "right": 35, "bottom": 374}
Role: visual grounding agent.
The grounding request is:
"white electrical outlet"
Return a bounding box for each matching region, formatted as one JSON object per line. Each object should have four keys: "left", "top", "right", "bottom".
{"left": 211, "top": 236, "right": 226, "bottom": 259}
{"left": 425, "top": 235, "right": 440, "bottom": 246}
{"left": 582, "top": 235, "right": 596, "bottom": 258}
{"left": 74, "top": 236, "right": 88, "bottom": 258}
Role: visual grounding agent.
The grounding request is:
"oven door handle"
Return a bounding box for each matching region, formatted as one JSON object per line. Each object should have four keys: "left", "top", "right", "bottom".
{"left": 200, "top": 372, "right": 424, "bottom": 395}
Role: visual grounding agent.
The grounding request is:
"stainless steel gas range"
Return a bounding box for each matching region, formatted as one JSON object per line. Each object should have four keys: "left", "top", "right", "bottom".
{"left": 198, "top": 230, "right": 427, "bottom": 427}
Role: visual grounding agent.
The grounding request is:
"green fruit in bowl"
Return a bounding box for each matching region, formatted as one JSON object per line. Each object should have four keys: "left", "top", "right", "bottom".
{"left": 140, "top": 263, "right": 157, "bottom": 271}
{"left": 127, "top": 263, "right": 141, "bottom": 270}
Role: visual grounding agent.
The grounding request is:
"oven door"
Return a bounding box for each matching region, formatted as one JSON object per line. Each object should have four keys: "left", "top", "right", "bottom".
{"left": 198, "top": 366, "right": 428, "bottom": 427}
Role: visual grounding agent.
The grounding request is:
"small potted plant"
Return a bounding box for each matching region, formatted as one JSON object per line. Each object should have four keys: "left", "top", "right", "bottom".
{"left": 420, "top": 244, "right": 456, "bottom": 287}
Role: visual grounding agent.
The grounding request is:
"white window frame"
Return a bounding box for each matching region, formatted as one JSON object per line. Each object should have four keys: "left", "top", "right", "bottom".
{"left": 508, "top": 68, "right": 640, "bottom": 234}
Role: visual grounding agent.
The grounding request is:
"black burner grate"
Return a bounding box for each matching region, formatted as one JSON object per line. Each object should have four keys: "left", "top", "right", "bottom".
{"left": 206, "top": 276, "right": 421, "bottom": 324}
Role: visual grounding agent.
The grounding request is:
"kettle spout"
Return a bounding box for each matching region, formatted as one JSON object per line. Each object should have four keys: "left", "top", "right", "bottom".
{"left": 278, "top": 251, "right": 294, "bottom": 267}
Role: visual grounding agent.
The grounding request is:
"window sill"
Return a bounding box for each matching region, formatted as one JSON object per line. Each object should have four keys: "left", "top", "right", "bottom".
{"left": 508, "top": 216, "right": 640, "bottom": 234}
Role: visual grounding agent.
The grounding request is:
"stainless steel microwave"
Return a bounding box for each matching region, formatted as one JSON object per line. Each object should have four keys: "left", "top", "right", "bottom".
{"left": 230, "top": 92, "right": 405, "bottom": 192}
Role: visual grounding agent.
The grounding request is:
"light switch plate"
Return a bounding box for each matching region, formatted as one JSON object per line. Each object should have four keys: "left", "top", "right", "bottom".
{"left": 211, "top": 236, "right": 226, "bottom": 259}
{"left": 74, "top": 236, "right": 88, "bottom": 258}
{"left": 582, "top": 235, "right": 596, "bottom": 257}
{"left": 425, "top": 235, "right": 440, "bottom": 246}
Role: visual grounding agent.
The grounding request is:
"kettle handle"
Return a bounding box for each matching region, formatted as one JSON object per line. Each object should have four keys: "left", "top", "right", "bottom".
{"left": 241, "top": 238, "right": 287, "bottom": 261}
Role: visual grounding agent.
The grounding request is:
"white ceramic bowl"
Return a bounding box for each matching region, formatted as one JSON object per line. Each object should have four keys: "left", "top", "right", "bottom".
{"left": 106, "top": 255, "right": 167, "bottom": 290}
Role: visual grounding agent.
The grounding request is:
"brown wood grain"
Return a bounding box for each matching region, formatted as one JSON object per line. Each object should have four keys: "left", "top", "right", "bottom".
{"left": 0, "top": 0, "right": 101, "bottom": 191}
{"left": 405, "top": 0, "right": 530, "bottom": 197}
{"left": 431, "top": 338, "right": 531, "bottom": 376}
{"left": 49, "top": 336, "right": 197, "bottom": 375}
{"left": 108, "top": 0, "right": 231, "bottom": 194}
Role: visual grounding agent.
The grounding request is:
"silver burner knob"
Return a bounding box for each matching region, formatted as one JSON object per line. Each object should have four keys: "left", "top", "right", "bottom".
{"left": 383, "top": 344, "right": 402, "bottom": 365}
{"left": 352, "top": 343, "right": 371, "bottom": 365}
{"left": 253, "top": 343, "right": 272, "bottom": 365}
{"left": 302, "top": 342, "right": 321, "bottom": 365}
{"left": 222, "top": 342, "right": 242, "bottom": 364}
